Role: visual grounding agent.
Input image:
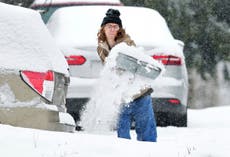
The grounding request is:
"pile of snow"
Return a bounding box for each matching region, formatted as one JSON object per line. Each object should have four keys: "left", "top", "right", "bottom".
{"left": 0, "top": 2, "right": 68, "bottom": 75}
{"left": 80, "top": 43, "right": 164, "bottom": 133}
{"left": 111, "top": 43, "right": 165, "bottom": 71}
{"left": 1, "top": 105, "right": 230, "bottom": 157}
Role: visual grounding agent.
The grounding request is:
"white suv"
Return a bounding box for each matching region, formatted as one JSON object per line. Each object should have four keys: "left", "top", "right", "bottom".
{"left": 47, "top": 6, "right": 189, "bottom": 128}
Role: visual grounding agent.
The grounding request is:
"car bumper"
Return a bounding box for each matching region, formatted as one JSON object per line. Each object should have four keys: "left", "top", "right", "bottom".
{"left": 152, "top": 98, "right": 187, "bottom": 115}
{"left": 152, "top": 98, "right": 187, "bottom": 127}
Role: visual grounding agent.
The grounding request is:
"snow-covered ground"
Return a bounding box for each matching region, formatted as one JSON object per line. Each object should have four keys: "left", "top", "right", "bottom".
{"left": 1, "top": 105, "right": 230, "bottom": 157}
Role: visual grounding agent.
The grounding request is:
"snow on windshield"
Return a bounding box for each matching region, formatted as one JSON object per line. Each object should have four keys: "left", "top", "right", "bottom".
{"left": 47, "top": 6, "right": 176, "bottom": 49}
{"left": 0, "top": 2, "right": 69, "bottom": 75}
{"left": 47, "top": 6, "right": 185, "bottom": 58}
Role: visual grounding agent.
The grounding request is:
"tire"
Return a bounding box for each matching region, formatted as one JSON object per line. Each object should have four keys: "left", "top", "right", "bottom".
{"left": 65, "top": 98, "right": 89, "bottom": 130}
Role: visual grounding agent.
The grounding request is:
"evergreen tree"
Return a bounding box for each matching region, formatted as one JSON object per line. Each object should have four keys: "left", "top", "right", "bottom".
{"left": 213, "top": 0, "right": 230, "bottom": 25}
{"left": 0, "top": 0, "right": 33, "bottom": 7}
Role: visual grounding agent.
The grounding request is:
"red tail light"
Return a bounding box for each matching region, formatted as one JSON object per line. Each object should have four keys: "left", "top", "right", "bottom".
{"left": 20, "top": 70, "right": 54, "bottom": 102}
{"left": 44, "top": 71, "right": 54, "bottom": 81}
{"left": 152, "top": 55, "right": 182, "bottom": 65}
{"left": 65, "top": 55, "right": 86, "bottom": 65}
{"left": 168, "top": 99, "right": 181, "bottom": 105}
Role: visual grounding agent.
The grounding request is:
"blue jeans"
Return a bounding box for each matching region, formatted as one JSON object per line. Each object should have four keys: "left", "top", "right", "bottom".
{"left": 117, "top": 95, "right": 157, "bottom": 142}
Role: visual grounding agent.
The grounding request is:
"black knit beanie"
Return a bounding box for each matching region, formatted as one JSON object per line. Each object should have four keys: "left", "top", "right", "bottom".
{"left": 101, "top": 9, "right": 122, "bottom": 28}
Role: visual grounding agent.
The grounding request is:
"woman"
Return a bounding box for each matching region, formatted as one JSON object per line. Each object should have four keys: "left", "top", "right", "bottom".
{"left": 97, "top": 8, "right": 157, "bottom": 142}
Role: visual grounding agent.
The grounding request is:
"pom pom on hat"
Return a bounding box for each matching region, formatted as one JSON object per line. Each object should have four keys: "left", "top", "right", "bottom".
{"left": 101, "top": 9, "right": 122, "bottom": 28}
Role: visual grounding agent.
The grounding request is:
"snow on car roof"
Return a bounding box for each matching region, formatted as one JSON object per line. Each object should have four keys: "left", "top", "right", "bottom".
{"left": 47, "top": 6, "right": 173, "bottom": 46}
{"left": 47, "top": 5, "right": 184, "bottom": 57}
{"left": 0, "top": 2, "right": 69, "bottom": 75}
{"left": 31, "top": 0, "right": 122, "bottom": 7}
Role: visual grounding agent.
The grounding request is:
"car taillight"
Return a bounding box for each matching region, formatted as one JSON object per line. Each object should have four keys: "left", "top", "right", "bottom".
{"left": 168, "top": 98, "right": 181, "bottom": 105}
{"left": 65, "top": 55, "right": 86, "bottom": 65}
{"left": 152, "top": 55, "right": 182, "bottom": 65}
{"left": 20, "top": 70, "right": 54, "bottom": 102}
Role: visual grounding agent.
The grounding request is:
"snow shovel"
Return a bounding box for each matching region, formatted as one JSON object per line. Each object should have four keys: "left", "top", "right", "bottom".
{"left": 115, "top": 52, "right": 162, "bottom": 80}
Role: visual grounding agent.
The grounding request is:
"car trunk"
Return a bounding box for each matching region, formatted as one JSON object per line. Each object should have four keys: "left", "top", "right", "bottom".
{"left": 0, "top": 71, "right": 69, "bottom": 109}
{"left": 63, "top": 47, "right": 103, "bottom": 78}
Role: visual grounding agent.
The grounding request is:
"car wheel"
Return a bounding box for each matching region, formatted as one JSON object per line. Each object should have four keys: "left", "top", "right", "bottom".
{"left": 65, "top": 98, "right": 89, "bottom": 130}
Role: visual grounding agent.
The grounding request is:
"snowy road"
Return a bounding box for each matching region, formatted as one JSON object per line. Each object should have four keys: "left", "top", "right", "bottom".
{"left": 155, "top": 107, "right": 230, "bottom": 156}
{"left": 1, "top": 106, "right": 230, "bottom": 157}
